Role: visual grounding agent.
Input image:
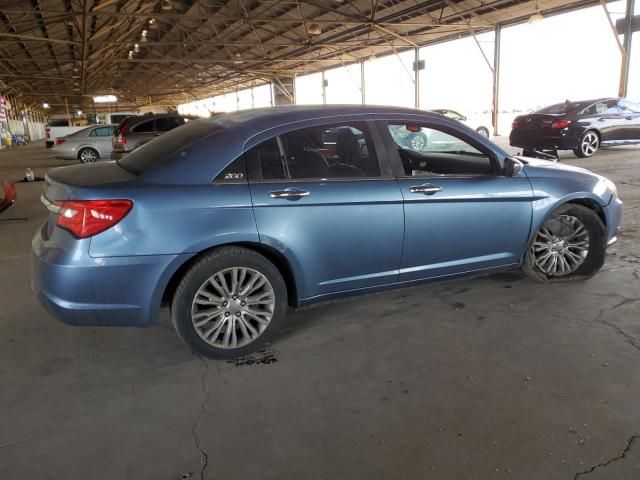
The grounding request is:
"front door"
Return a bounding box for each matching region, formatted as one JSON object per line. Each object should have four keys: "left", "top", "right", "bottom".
{"left": 380, "top": 119, "right": 534, "bottom": 281}
{"left": 246, "top": 120, "right": 404, "bottom": 301}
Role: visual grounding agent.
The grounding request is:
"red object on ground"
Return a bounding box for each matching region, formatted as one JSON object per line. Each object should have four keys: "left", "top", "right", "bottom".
{"left": 0, "top": 177, "right": 17, "bottom": 213}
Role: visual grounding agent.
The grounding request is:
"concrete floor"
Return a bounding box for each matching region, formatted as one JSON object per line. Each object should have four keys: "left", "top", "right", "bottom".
{"left": 0, "top": 140, "right": 639, "bottom": 480}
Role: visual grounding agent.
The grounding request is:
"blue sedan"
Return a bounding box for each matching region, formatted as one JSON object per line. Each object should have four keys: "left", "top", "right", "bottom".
{"left": 31, "top": 105, "right": 623, "bottom": 359}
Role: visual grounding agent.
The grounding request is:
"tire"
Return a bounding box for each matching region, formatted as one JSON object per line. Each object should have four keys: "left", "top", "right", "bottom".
{"left": 408, "top": 132, "right": 428, "bottom": 151}
{"left": 78, "top": 147, "right": 99, "bottom": 163}
{"left": 476, "top": 127, "right": 490, "bottom": 138}
{"left": 573, "top": 130, "right": 599, "bottom": 158}
{"left": 171, "top": 246, "right": 288, "bottom": 359}
{"left": 522, "top": 204, "right": 606, "bottom": 282}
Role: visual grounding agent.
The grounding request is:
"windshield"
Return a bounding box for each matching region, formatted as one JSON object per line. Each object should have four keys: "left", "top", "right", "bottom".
{"left": 117, "top": 119, "right": 225, "bottom": 175}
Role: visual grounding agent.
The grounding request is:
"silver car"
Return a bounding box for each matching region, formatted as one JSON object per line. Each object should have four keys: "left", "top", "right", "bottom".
{"left": 52, "top": 124, "right": 116, "bottom": 163}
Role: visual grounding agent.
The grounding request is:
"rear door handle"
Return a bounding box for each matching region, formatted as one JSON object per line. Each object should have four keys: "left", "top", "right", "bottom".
{"left": 269, "top": 188, "right": 310, "bottom": 199}
{"left": 409, "top": 184, "right": 443, "bottom": 195}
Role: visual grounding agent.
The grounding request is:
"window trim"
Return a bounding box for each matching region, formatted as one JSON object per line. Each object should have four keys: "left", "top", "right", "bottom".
{"left": 245, "top": 119, "right": 393, "bottom": 183}
{"left": 376, "top": 118, "right": 503, "bottom": 178}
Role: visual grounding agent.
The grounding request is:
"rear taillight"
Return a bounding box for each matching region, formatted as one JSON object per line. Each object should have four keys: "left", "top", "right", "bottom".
{"left": 55, "top": 139, "right": 65, "bottom": 145}
{"left": 512, "top": 120, "right": 519, "bottom": 129}
{"left": 116, "top": 122, "right": 129, "bottom": 145}
{"left": 46, "top": 128, "right": 50, "bottom": 139}
{"left": 551, "top": 119, "right": 571, "bottom": 129}
{"left": 55, "top": 199, "right": 133, "bottom": 238}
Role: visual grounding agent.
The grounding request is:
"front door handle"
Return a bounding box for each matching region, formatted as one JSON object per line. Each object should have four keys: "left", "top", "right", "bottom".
{"left": 409, "top": 184, "right": 443, "bottom": 195}
{"left": 269, "top": 188, "right": 310, "bottom": 199}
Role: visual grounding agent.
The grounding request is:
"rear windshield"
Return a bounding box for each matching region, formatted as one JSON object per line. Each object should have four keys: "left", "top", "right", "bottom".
{"left": 536, "top": 101, "right": 591, "bottom": 114}
{"left": 110, "top": 114, "right": 131, "bottom": 125}
{"left": 117, "top": 119, "right": 224, "bottom": 175}
{"left": 114, "top": 116, "right": 136, "bottom": 134}
{"left": 48, "top": 118, "right": 70, "bottom": 127}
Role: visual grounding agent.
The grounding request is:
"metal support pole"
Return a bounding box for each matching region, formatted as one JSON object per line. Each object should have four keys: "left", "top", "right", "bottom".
{"left": 492, "top": 24, "right": 501, "bottom": 137}
{"left": 414, "top": 47, "right": 420, "bottom": 109}
{"left": 360, "top": 60, "right": 366, "bottom": 104}
{"left": 321, "top": 70, "right": 327, "bottom": 104}
{"left": 620, "top": 0, "right": 635, "bottom": 97}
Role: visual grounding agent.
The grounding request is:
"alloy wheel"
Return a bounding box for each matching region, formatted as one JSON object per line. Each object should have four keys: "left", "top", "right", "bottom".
{"left": 410, "top": 134, "right": 426, "bottom": 151}
{"left": 80, "top": 149, "right": 98, "bottom": 163}
{"left": 531, "top": 215, "right": 590, "bottom": 276}
{"left": 580, "top": 132, "right": 599, "bottom": 157}
{"left": 191, "top": 267, "right": 275, "bottom": 349}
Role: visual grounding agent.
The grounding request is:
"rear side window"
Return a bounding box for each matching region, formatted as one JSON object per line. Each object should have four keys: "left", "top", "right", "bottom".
{"left": 132, "top": 120, "right": 154, "bottom": 132}
{"left": 247, "top": 122, "right": 381, "bottom": 181}
{"left": 91, "top": 127, "right": 113, "bottom": 137}
{"left": 246, "top": 138, "right": 285, "bottom": 181}
{"left": 156, "top": 116, "right": 184, "bottom": 132}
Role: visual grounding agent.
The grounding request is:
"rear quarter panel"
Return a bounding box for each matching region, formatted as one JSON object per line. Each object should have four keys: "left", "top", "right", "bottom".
{"left": 88, "top": 183, "right": 258, "bottom": 257}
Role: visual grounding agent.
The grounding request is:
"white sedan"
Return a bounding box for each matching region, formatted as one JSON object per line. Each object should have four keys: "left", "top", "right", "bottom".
{"left": 431, "top": 109, "right": 492, "bottom": 138}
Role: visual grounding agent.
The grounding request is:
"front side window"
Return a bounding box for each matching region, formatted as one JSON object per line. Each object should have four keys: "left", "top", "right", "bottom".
{"left": 248, "top": 122, "right": 381, "bottom": 181}
{"left": 619, "top": 99, "right": 640, "bottom": 113}
{"left": 387, "top": 123, "right": 493, "bottom": 177}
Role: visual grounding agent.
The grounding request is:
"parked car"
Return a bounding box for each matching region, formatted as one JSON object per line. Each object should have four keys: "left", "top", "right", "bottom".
{"left": 431, "top": 109, "right": 492, "bottom": 138}
{"left": 112, "top": 113, "right": 186, "bottom": 156}
{"left": 52, "top": 124, "right": 116, "bottom": 163}
{"left": 32, "top": 105, "right": 622, "bottom": 359}
{"left": 510, "top": 97, "right": 640, "bottom": 158}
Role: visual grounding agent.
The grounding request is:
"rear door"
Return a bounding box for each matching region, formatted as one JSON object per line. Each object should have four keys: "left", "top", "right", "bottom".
{"left": 379, "top": 117, "right": 534, "bottom": 281}
{"left": 247, "top": 119, "right": 405, "bottom": 301}
{"left": 89, "top": 126, "right": 114, "bottom": 157}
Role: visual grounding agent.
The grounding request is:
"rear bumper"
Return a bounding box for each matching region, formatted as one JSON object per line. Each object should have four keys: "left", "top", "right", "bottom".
{"left": 31, "top": 226, "right": 190, "bottom": 327}
{"left": 510, "top": 129, "right": 581, "bottom": 151}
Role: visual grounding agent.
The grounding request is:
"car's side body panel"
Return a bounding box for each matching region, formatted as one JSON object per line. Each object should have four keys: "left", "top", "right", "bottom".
{"left": 31, "top": 105, "right": 623, "bottom": 329}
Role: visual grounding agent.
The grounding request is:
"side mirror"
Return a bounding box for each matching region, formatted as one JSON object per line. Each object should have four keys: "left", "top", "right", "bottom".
{"left": 504, "top": 157, "right": 524, "bottom": 177}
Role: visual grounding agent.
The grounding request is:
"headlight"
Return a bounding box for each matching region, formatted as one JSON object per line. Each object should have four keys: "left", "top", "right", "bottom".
{"left": 601, "top": 176, "right": 618, "bottom": 198}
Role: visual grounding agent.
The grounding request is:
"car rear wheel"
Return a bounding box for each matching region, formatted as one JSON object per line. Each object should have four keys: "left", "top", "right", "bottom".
{"left": 573, "top": 131, "right": 599, "bottom": 158}
{"left": 523, "top": 204, "right": 606, "bottom": 282}
{"left": 476, "top": 127, "right": 490, "bottom": 138}
{"left": 171, "top": 246, "right": 288, "bottom": 359}
{"left": 78, "top": 147, "right": 99, "bottom": 163}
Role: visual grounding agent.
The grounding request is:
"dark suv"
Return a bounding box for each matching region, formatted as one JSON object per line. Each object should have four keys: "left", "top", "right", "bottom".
{"left": 112, "top": 113, "right": 186, "bottom": 155}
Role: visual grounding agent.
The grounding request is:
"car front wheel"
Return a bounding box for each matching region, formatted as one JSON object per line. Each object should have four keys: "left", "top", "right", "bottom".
{"left": 573, "top": 131, "right": 599, "bottom": 158}
{"left": 171, "top": 246, "right": 288, "bottom": 359}
{"left": 523, "top": 204, "right": 606, "bottom": 282}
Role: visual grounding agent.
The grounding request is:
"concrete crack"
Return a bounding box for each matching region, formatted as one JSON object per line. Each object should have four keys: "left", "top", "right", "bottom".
{"left": 191, "top": 351, "right": 211, "bottom": 480}
{"left": 592, "top": 299, "right": 640, "bottom": 353}
{"left": 573, "top": 435, "right": 640, "bottom": 479}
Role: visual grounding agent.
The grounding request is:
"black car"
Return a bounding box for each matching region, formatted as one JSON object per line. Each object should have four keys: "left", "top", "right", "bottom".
{"left": 510, "top": 97, "right": 640, "bottom": 158}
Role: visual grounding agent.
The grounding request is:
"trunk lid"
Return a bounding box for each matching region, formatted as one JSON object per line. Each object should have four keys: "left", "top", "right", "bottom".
{"left": 515, "top": 113, "right": 564, "bottom": 130}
